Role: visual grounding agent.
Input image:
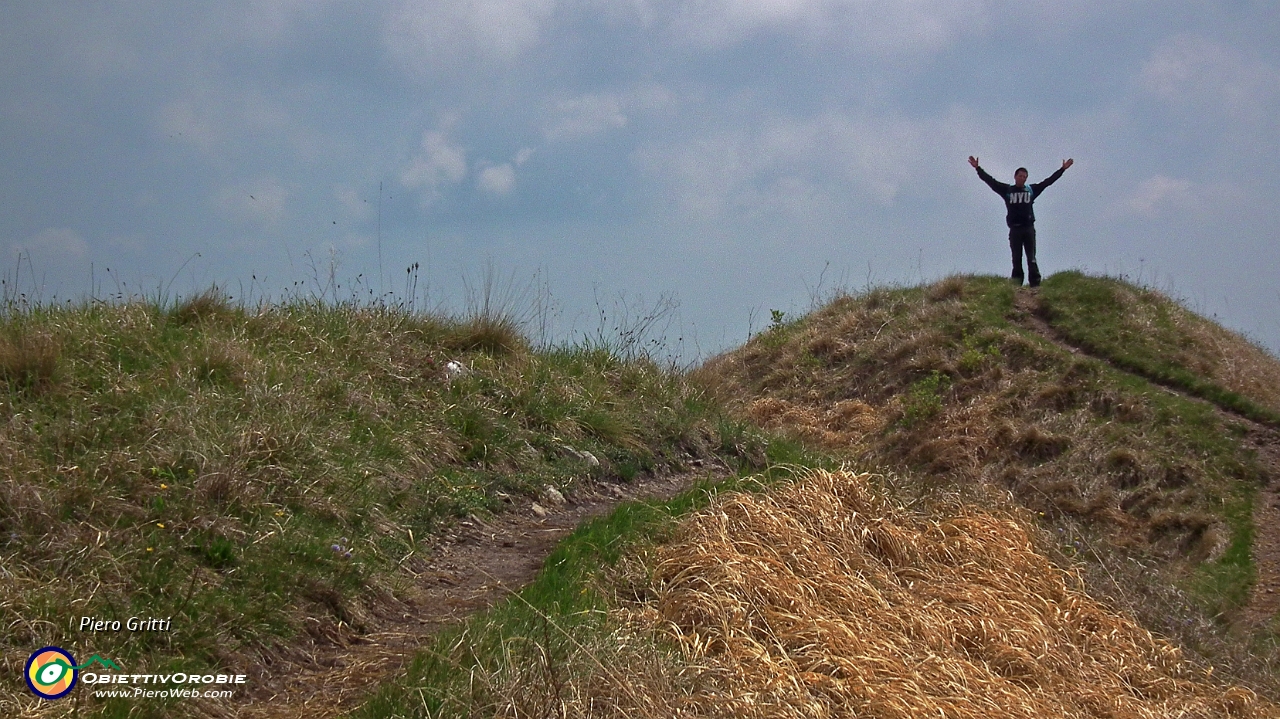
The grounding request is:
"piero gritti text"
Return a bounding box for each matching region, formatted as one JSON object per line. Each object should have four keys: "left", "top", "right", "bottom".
{"left": 78, "top": 616, "right": 173, "bottom": 632}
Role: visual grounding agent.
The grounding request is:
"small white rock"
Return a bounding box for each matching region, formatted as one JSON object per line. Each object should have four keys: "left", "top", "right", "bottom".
{"left": 531, "top": 502, "right": 549, "bottom": 518}
{"left": 445, "top": 360, "right": 467, "bottom": 380}
{"left": 542, "top": 485, "right": 566, "bottom": 506}
{"left": 580, "top": 450, "right": 600, "bottom": 467}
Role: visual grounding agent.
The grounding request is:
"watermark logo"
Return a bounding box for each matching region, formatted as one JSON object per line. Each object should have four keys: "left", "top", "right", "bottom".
{"left": 25, "top": 647, "right": 121, "bottom": 700}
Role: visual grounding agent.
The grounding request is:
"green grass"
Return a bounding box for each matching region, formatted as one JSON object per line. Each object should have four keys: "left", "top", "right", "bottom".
{"left": 0, "top": 293, "right": 752, "bottom": 716}
{"left": 7, "top": 272, "right": 1280, "bottom": 713}
{"left": 1188, "top": 488, "right": 1257, "bottom": 619}
{"left": 350, "top": 447, "right": 832, "bottom": 719}
{"left": 1040, "top": 271, "right": 1280, "bottom": 426}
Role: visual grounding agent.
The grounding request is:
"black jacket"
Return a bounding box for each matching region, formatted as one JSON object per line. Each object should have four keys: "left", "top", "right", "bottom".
{"left": 976, "top": 166, "right": 1066, "bottom": 227}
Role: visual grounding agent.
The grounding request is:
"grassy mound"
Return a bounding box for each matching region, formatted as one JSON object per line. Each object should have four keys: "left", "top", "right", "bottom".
{"left": 699, "top": 274, "right": 1270, "bottom": 560}
{"left": 637, "top": 469, "right": 1275, "bottom": 717}
{"left": 695, "top": 273, "right": 1279, "bottom": 681}
{"left": 0, "top": 293, "right": 759, "bottom": 716}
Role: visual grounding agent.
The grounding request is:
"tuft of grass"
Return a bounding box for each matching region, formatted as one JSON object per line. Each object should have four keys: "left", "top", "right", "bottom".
{"left": 443, "top": 314, "right": 529, "bottom": 356}
{"left": 0, "top": 330, "right": 59, "bottom": 392}
{"left": 901, "top": 369, "right": 950, "bottom": 427}
{"left": 168, "top": 286, "right": 236, "bottom": 326}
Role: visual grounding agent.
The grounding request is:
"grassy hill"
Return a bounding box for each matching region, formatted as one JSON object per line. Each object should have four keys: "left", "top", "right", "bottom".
{"left": 700, "top": 274, "right": 1269, "bottom": 564}
{"left": 0, "top": 291, "right": 782, "bottom": 717}
{"left": 4, "top": 273, "right": 1279, "bottom": 717}
{"left": 361, "top": 272, "right": 1279, "bottom": 719}
{"left": 694, "top": 273, "right": 1280, "bottom": 682}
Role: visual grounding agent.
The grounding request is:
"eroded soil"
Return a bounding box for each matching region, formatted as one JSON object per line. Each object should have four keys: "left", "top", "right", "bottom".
{"left": 228, "top": 463, "right": 729, "bottom": 719}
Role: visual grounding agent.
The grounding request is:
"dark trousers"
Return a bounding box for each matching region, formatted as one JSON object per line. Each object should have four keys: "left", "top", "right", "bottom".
{"left": 1009, "top": 225, "right": 1039, "bottom": 286}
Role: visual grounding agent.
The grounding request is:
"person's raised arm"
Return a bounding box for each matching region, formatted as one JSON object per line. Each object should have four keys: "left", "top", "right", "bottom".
{"left": 969, "top": 156, "right": 1006, "bottom": 194}
{"left": 1032, "top": 158, "right": 1072, "bottom": 193}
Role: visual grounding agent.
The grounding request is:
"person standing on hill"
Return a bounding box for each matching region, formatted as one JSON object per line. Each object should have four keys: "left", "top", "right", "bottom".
{"left": 968, "top": 156, "right": 1073, "bottom": 287}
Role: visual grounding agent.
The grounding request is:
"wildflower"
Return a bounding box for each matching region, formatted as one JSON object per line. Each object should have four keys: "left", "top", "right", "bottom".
{"left": 160, "top": 483, "right": 168, "bottom": 490}
{"left": 146, "top": 547, "right": 154, "bottom": 552}
{"left": 156, "top": 523, "right": 165, "bottom": 529}
{"left": 331, "top": 539, "right": 353, "bottom": 559}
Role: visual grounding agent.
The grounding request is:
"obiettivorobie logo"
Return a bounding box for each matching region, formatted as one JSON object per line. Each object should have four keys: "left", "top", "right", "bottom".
{"left": 25, "top": 647, "right": 122, "bottom": 700}
{"left": 25, "top": 645, "right": 249, "bottom": 701}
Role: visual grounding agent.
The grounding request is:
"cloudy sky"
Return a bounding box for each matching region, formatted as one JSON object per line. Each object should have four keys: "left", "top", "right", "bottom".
{"left": 2, "top": 1, "right": 1278, "bottom": 358}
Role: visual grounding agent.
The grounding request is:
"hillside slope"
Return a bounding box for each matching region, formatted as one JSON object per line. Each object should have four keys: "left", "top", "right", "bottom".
{"left": 697, "top": 273, "right": 1279, "bottom": 684}
{"left": 0, "top": 293, "right": 761, "bottom": 717}
{"left": 355, "top": 273, "right": 1280, "bottom": 719}
{"left": 7, "top": 275, "right": 1279, "bottom": 716}
{"left": 634, "top": 469, "right": 1278, "bottom": 718}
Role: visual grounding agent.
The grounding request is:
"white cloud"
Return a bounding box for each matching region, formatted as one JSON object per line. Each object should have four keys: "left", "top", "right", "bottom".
{"left": 665, "top": 0, "right": 989, "bottom": 52}
{"left": 1140, "top": 35, "right": 1279, "bottom": 122}
{"left": 543, "top": 83, "right": 675, "bottom": 140}
{"left": 1125, "top": 175, "right": 1198, "bottom": 217}
{"left": 386, "top": 0, "right": 557, "bottom": 72}
{"left": 633, "top": 110, "right": 945, "bottom": 221}
{"left": 478, "top": 163, "right": 517, "bottom": 195}
{"left": 213, "top": 178, "right": 288, "bottom": 225}
{"left": 11, "top": 227, "right": 89, "bottom": 260}
{"left": 401, "top": 130, "right": 468, "bottom": 201}
{"left": 545, "top": 94, "right": 627, "bottom": 140}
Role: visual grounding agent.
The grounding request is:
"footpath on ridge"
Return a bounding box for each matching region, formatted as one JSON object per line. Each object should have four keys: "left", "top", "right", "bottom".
{"left": 232, "top": 466, "right": 729, "bottom": 719}
{"left": 1009, "top": 288, "right": 1280, "bottom": 629}
{"left": 239, "top": 287, "right": 1280, "bottom": 718}
{"left": 249, "top": 286, "right": 1280, "bottom": 718}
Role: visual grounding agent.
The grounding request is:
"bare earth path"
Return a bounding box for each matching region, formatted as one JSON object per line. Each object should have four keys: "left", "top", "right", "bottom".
{"left": 84, "top": 289, "right": 1272, "bottom": 718}
{"left": 236, "top": 291, "right": 1278, "bottom": 718}
{"left": 227, "top": 464, "right": 727, "bottom": 719}
{"left": 1010, "top": 289, "right": 1280, "bottom": 630}
{"left": 217, "top": 291, "right": 1277, "bottom": 717}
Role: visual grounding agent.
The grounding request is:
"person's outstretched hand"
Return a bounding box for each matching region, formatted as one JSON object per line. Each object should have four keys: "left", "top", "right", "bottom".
{"left": 1062, "top": 158, "right": 1074, "bottom": 170}
{"left": 968, "top": 156, "right": 980, "bottom": 169}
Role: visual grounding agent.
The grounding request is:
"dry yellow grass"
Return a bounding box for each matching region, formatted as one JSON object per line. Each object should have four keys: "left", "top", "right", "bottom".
{"left": 1162, "top": 300, "right": 1280, "bottom": 417}
{"left": 746, "top": 397, "right": 884, "bottom": 448}
{"left": 626, "top": 469, "right": 1278, "bottom": 718}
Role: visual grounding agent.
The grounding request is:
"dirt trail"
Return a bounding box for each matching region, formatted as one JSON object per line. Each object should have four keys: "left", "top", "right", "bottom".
{"left": 1010, "top": 289, "right": 1280, "bottom": 630}
{"left": 230, "top": 464, "right": 728, "bottom": 719}
{"left": 161, "top": 289, "right": 1273, "bottom": 716}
